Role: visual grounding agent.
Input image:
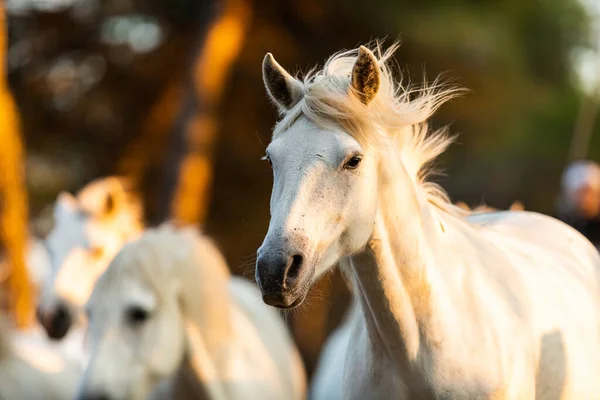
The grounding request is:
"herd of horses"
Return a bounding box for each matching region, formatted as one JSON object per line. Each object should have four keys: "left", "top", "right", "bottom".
{"left": 2, "top": 42, "right": 600, "bottom": 399}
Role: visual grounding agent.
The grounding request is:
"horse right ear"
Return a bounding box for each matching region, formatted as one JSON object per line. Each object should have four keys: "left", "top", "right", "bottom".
{"left": 104, "top": 192, "right": 117, "bottom": 215}
{"left": 262, "top": 53, "right": 304, "bottom": 112}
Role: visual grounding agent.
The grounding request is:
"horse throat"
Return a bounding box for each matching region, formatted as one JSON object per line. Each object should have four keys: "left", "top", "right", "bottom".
{"left": 346, "top": 160, "right": 444, "bottom": 370}
{"left": 175, "top": 239, "right": 236, "bottom": 396}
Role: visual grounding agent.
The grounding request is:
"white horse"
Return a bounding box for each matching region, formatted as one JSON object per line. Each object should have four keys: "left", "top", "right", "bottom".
{"left": 78, "top": 223, "right": 306, "bottom": 400}
{"left": 37, "top": 176, "right": 143, "bottom": 340}
{"left": 255, "top": 42, "right": 600, "bottom": 399}
{"left": 0, "top": 315, "right": 81, "bottom": 399}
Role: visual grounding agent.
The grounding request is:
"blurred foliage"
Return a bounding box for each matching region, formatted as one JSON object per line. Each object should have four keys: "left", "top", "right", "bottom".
{"left": 6, "top": 0, "right": 599, "bottom": 372}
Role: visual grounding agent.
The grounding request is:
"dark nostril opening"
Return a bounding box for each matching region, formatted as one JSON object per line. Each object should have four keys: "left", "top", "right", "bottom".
{"left": 284, "top": 254, "right": 304, "bottom": 287}
{"left": 47, "top": 303, "right": 72, "bottom": 340}
{"left": 55, "top": 304, "right": 68, "bottom": 322}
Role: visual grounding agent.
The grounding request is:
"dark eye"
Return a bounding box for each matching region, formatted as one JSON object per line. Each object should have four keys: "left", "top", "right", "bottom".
{"left": 126, "top": 306, "right": 150, "bottom": 325}
{"left": 344, "top": 155, "right": 362, "bottom": 170}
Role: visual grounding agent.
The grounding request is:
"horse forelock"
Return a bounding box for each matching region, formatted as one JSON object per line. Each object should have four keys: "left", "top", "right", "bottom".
{"left": 95, "top": 223, "right": 214, "bottom": 304}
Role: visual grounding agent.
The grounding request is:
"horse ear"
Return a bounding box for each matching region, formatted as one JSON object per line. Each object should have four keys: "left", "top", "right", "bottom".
{"left": 455, "top": 201, "right": 470, "bottom": 211}
{"left": 510, "top": 201, "right": 524, "bottom": 211}
{"left": 351, "top": 46, "right": 380, "bottom": 105}
{"left": 262, "top": 53, "right": 304, "bottom": 111}
{"left": 56, "top": 192, "right": 78, "bottom": 214}
{"left": 104, "top": 192, "right": 117, "bottom": 215}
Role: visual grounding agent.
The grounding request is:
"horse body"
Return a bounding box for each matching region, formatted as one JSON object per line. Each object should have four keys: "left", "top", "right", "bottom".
{"left": 310, "top": 202, "right": 532, "bottom": 400}
{"left": 345, "top": 209, "right": 600, "bottom": 399}
{"left": 256, "top": 42, "right": 600, "bottom": 399}
{"left": 79, "top": 224, "right": 305, "bottom": 400}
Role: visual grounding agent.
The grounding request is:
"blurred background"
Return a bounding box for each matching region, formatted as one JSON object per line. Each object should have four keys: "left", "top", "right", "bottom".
{"left": 2, "top": 0, "right": 600, "bottom": 380}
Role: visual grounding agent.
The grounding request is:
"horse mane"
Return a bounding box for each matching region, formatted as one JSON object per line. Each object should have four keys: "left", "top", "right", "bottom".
{"left": 272, "top": 41, "right": 466, "bottom": 216}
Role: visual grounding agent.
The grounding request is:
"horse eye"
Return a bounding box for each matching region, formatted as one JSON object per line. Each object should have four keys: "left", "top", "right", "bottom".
{"left": 126, "top": 306, "right": 150, "bottom": 325}
{"left": 344, "top": 155, "right": 362, "bottom": 170}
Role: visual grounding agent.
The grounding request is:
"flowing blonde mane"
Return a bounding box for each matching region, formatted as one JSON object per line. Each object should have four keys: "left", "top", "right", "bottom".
{"left": 272, "top": 42, "right": 465, "bottom": 213}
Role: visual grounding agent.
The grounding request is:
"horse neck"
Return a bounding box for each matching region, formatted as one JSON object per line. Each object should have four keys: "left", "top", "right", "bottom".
{"left": 346, "top": 155, "right": 446, "bottom": 369}
{"left": 176, "top": 237, "right": 234, "bottom": 378}
{"left": 168, "top": 321, "right": 230, "bottom": 400}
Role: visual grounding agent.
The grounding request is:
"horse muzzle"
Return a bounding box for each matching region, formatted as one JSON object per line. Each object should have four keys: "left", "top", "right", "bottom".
{"left": 255, "top": 249, "right": 314, "bottom": 309}
{"left": 36, "top": 301, "right": 73, "bottom": 340}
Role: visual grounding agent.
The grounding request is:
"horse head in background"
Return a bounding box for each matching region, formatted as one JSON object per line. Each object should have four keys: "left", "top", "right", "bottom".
{"left": 36, "top": 177, "right": 143, "bottom": 340}
{"left": 78, "top": 223, "right": 305, "bottom": 400}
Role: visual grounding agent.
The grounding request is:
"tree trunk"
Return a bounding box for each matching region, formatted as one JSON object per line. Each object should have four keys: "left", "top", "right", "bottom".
{"left": 117, "top": 74, "right": 185, "bottom": 219}
{"left": 0, "top": 4, "right": 33, "bottom": 328}
{"left": 158, "top": 0, "right": 251, "bottom": 225}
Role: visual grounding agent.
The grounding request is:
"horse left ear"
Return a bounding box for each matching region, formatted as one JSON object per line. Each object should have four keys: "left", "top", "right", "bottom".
{"left": 351, "top": 46, "right": 380, "bottom": 105}
{"left": 262, "top": 53, "right": 304, "bottom": 112}
{"left": 104, "top": 192, "right": 117, "bottom": 215}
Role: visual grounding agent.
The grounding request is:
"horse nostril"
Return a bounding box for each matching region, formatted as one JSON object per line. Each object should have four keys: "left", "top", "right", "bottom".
{"left": 55, "top": 303, "right": 68, "bottom": 323}
{"left": 47, "top": 302, "right": 72, "bottom": 340}
{"left": 284, "top": 254, "right": 304, "bottom": 287}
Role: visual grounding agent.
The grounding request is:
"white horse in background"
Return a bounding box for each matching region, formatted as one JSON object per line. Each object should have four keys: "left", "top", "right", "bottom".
{"left": 37, "top": 176, "right": 143, "bottom": 341}
{"left": 78, "top": 223, "right": 306, "bottom": 400}
{"left": 0, "top": 315, "right": 80, "bottom": 399}
{"left": 255, "top": 42, "right": 600, "bottom": 399}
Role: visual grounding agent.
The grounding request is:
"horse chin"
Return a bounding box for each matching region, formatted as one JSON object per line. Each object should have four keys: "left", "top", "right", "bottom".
{"left": 270, "top": 272, "right": 314, "bottom": 310}
{"left": 274, "top": 292, "right": 308, "bottom": 310}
